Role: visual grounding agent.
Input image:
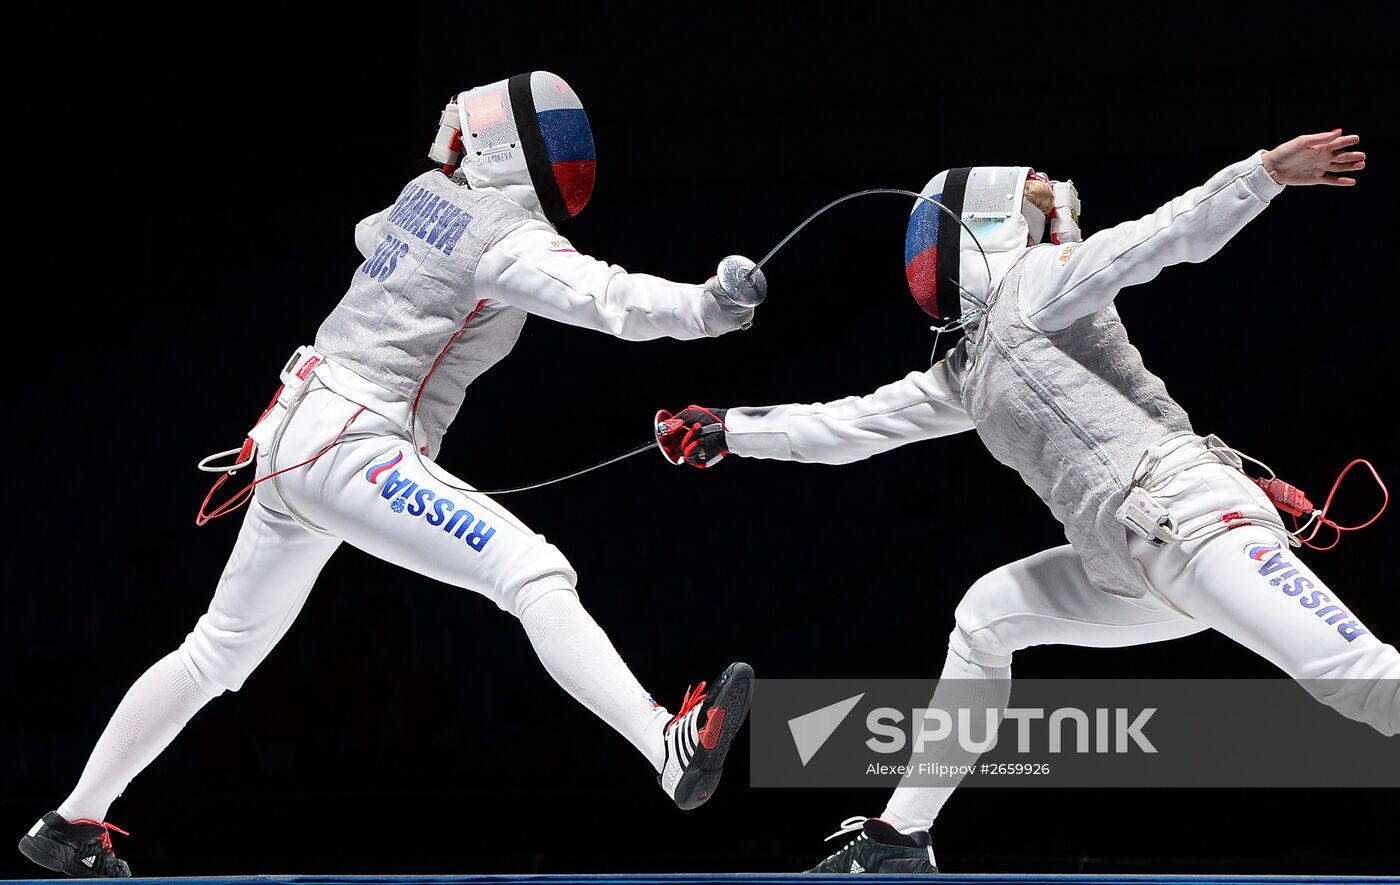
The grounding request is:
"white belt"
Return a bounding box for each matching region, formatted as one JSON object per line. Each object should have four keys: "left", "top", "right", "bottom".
{"left": 1115, "top": 433, "right": 1291, "bottom": 548}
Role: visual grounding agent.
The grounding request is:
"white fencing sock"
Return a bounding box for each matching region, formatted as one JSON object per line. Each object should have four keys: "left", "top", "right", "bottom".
{"left": 880, "top": 645, "right": 1011, "bottom": 834}
{"left": 58, "top": 651, "right": 215, "bottom": 823}
{"left": 519, "top": 588, "right": 670, "bottom": 772}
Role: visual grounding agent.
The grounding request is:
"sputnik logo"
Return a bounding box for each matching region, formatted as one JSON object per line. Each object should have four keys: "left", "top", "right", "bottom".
{"left": 788, "top": 694, "right": 866, "bottom": 766}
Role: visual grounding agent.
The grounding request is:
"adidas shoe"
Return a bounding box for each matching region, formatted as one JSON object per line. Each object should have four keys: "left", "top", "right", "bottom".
{"left": 18, "top": 812, "right": 131, "bottom": 878}
{"left": 658, "top": 661, "right": 753, "bottom": 810}
{"left": 806, "top": 816, "right": 938, "bottom": 873}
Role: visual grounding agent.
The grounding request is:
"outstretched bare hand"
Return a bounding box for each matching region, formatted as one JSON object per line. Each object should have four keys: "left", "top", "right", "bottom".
{"left": 1262, "top": 130, "right": 1365, "bottom": 186}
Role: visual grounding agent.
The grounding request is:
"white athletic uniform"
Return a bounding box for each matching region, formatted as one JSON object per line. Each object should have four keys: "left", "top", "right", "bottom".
{"left": 55, "top": 172, "right": 750, "bottom": 824}
{"left": 721, "top": 153, "right": 1399, "bottom": 833}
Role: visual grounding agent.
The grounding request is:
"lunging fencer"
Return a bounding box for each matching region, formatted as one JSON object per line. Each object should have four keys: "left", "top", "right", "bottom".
{"left": 656, "top": 130, "right": 1395, "bottom": 872}
{"left": 20, "top": 72, "right": 762, "bottom": 878}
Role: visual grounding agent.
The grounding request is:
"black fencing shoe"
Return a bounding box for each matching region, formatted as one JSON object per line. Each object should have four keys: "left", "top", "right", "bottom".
{"left": 807, "top": 816, "right": 938, "bottom": 873}
{"left": 658, "top": 661, "right": 754, "bottom": 810}
{"left": 18, "top": 812, "right": 131, "bottom": 878}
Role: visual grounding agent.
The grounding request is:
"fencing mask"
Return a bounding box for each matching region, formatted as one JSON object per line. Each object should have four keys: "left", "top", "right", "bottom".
{"left": 429, "top": 71, "right": 596, "bottom": 224}
{"left": 904, "top": 166, "right": 1037, "bottom": 322}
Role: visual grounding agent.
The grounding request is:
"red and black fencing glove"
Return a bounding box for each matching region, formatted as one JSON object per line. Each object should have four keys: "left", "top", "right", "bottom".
{"left": 655, "top": 406, "right": 729, "bottom": 468}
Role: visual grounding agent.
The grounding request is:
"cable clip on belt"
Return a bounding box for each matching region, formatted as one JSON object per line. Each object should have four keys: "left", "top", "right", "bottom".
{"left": 1114, "top": 487, "right": 1178, "bottom": 546}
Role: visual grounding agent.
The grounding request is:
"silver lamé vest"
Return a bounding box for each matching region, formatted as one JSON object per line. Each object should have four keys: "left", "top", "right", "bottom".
{"left": 315, "top": 172, "right": 534, "bottom": 454}
{"left": 950, "top": 257, "right": 1193, "bottom": 598}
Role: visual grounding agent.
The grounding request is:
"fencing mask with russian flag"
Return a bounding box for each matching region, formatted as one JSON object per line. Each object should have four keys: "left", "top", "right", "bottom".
{"left": 429, "top": 71, "right": 596, "bottom": 225}
{"left": 904, "top": 166, "right": 1040, "bottom": 323}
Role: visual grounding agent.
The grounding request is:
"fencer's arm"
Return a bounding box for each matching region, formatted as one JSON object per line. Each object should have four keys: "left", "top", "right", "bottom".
{"left": 723, "top": 361, "right": 973, "bottom": 464}
{"left": 1019, "top": 152, "right": 1285, "bottom": 331}
{"left": 476, "top": 221, "right": 751, "bottom": 340}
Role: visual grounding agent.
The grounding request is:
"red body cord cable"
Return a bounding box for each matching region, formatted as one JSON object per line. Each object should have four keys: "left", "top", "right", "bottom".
{"left": 1253, "top": 459, "right": 1389, "bottom": 551}
{"left": 195, "top": 402, "right": 365, "bottom": 526}
{"left": 198, "top": 300, "right": 484, "bottom": 525}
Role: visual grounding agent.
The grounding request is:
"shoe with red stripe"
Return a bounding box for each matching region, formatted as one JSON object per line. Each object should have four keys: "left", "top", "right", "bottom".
{"left": 658, "top": 661, "right": 753, "bottom": 810}
{"left": 18, "top": 812, "right": 131, "bottom": 877}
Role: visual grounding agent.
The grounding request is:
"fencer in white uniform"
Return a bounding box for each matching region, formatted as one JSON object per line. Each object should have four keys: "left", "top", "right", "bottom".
{"left": 656, "top": 130, "right": 1395, "bottom": 873}
{"left": 20, "top": 72, "right": 757, "bottom": 879}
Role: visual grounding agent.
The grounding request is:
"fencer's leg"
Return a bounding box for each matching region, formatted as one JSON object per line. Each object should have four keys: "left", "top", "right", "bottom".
{"left": 948, "top": 544, "right": 1208, "bottom": 662}
{"left": 516, "top": 590, "right": 671, "bottom": 770}
{"left": 1138, "top": 527, "right": 1400, "bottom": 734}
{"left": 877, "top": 644, "right": 1010, "bottom": 841}
{"left": 880, "top": 545, "right": 1206, "bottom": 834}
{"left": 55, "top": 652, "right": 210, "bottom": 825}
{"left": 282, "top": 414, "right": 671, "bottom": 770}
{"left": 57, "top": 500, "right": 339, "bottom": 822}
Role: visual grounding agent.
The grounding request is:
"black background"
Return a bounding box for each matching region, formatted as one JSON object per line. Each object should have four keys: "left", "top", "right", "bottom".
{"left": 4, "top": 4, "right": 1397, "bottom": 877}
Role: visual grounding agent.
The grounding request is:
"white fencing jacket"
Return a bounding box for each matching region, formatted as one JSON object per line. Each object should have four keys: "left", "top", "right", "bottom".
{"left": 316, "top": 171, "right": 748, "bottom": 455}
{"left": 725, "top": 152, "right": 1282, "bottom": 465}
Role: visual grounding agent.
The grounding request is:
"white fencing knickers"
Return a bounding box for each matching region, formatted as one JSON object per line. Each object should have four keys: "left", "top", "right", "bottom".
{"left": 881, "top": 436, "right": 1399, "bottom": 834}
{"left": 185, "top": 381, "right": 584, "bottom": 688}
{"left": 57, "top": 378, "right": 671, "bottom": 822}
